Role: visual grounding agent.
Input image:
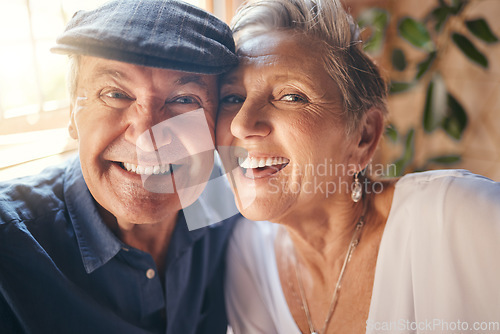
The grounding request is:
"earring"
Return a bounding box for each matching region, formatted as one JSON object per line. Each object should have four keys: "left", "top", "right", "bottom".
{"left": 351, "top": 171, "right": 362, "bottom": 203}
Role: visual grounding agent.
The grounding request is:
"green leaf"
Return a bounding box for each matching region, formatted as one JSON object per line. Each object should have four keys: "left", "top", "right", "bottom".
{"left": 388, "top": 128, "right": 415, "bottom": 177}
{"left": 403, "top": 128, "right": 415, "bottom": 163}
{"left": 389, "top": 81, "right": 415, "bottom": 94}
{"left": 431, "top": 7, "right": 451, "bottom": 31}
{"left": 452, "top": 33, "right": 488, "bottom": 68}
{"left": 423, "top": 82, "right": 435, "bottom": 132}
{"left": 363, "top": 30, "right": 384, "bottom": 53}
{"left": 392, "top": 48, "right": 407, "bottom": 71}
{"left": 416, "top": 51, "right": 437, "bottom": 79}
{"left": 450, "top": 0, "right": 466, "bottom": 14}
{"left": 385, "top": 124, "right": 399, "bottom": 142}
{"left": 423, "top": 73, "right": 447, "bottom": 132}
{"left": 389, "top": 158, "right": 406, "bottom": 177}
{"left": 428, "top": 155, "right": 461, "bottom": 164}
{"left": 441, "top": 93, "right": 468, "bottom": 140}
{"left": 398, "top": 17, "right": 434, "bottom": 51}
{"left": 358, "top": 8, "right": 390, "bottom": 54}
{"left": 358, "top": 8, "right": 389, "bottom": 28}
{"left": 466, "top": 19, "right": 499, "bottom": 43}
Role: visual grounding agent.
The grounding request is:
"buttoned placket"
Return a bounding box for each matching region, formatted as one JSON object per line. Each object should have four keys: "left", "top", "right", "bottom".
{"left": 118, "top": 247, "right": 166, "bottom": 322}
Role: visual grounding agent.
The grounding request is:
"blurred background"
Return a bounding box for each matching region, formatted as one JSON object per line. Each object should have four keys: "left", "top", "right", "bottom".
{"left": 0, "top": 0, "right": 498, "bottom": 181}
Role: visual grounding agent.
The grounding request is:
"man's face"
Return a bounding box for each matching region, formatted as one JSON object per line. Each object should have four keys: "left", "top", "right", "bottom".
{"left": 69, "top": 56, "right": 218, "bottom": 226}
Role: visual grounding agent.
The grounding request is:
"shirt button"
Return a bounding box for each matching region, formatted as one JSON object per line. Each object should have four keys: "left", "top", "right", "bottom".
{"left": 146, "top": 268, "right": 156, "bottom": 279}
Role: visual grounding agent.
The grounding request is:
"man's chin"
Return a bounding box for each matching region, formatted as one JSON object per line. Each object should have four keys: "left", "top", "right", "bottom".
{"left": 141, "top": 173, "right": 176, "bottom": 194}
{"left": 115, "top": 201, "right": 183, "bottom": 226}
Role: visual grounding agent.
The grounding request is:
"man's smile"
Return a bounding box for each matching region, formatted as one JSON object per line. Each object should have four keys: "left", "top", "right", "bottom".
{"left": 116, "top": 161, "right": 180, "bottom": 176}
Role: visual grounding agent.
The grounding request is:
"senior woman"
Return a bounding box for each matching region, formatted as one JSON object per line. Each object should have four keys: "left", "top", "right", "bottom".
{"left": 216, "top": 0, "right": 500, "bottom": 333}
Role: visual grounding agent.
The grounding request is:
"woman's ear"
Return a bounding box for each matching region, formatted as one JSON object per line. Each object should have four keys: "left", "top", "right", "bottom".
{"left": 68, "top": 103, "right": 78, "bottom": 140}
{"left": 355, "top": 107, "right": 384, "bottom": 169}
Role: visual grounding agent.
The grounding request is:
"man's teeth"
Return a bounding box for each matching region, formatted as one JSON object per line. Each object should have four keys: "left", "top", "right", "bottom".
{"left": 122, "top": 162, "right": 172, "bottom": 175}
{"left": 238, "top": 156, "right": 290, "bottom": 169}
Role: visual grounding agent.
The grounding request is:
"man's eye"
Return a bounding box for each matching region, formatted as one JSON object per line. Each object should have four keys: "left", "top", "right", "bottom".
{"left": 171, "top": 96, "right": 198, "bottom": 104}
{"left": 103, "top": 91, "right": 129, "bottom": 99}
{"left": 100, "top": 89, "right": 133, "bottom": 108}
{"left": 279, "top": 94, "right": 307, "bottom": 103}
{"left": 221, "top": 95, "right": 245, "bottom": 104}
{"left": 167, "top": 96, "right": 202, "bottom": 114}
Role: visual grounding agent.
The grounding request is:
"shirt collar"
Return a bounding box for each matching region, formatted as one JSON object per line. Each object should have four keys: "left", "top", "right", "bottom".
{"left": 62, "top": 156, "right": 226, "bottom": 273}
{"left": 63, "top": 157, "right": 122, "bottom": 274}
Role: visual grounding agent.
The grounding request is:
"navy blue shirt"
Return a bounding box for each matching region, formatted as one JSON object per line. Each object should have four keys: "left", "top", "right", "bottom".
{"left": 0, "top": 157, "right": 236, "bottom": 333}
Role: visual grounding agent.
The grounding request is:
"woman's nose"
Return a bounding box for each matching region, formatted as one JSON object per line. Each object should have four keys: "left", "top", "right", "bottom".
{"left": 230, "top": 99, "right": 271, "bottom": 140}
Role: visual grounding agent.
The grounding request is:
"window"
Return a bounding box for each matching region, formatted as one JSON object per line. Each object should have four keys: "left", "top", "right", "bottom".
{"left": 0, "top": 0, "right": 240, "bottom": 181}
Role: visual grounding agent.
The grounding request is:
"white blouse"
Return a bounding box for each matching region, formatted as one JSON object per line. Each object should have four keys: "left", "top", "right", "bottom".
{"left": 225, "top": 170, "right": 500, "bottom": 334}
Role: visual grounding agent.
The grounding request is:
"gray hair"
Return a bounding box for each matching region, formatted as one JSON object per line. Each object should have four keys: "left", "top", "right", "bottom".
{"left": 231, "top": 0, "right": 387, "bottom": 134}
{"left": 67, "top": 54, "right": 81, "bottom": 104}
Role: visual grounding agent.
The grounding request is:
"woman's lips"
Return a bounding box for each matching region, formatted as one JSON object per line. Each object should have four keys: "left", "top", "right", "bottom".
{"left": 237, "top": 156, "right": 290, "bottom": 179}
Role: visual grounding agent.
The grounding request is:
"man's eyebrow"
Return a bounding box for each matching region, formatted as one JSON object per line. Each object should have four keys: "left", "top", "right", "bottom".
{"left": 220, "top": 75, "right": 238, "bottom": 86}
{"left": 175, "top": 74, "right": 214, "bottom": 99}
{"left": 91, "top": 66, "right": 129, "bottom": 81}
{"left": 175, "top": 75, "right": 209, "bottom": 89}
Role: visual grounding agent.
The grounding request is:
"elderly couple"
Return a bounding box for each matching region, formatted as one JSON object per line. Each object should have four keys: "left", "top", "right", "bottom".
{"left": 1, "top": 0, "right": 499, "bottom": 333}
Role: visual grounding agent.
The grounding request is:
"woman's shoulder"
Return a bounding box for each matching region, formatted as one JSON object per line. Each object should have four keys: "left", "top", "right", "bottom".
{"left": 384, "top": 168, "right": 500, "bottom": 247}
{"left": 393, "top": 169, "right": 499, "bottom": 207}
{"left": 395, "top": 169, "right": 496, "bottom": 189}
{"left": 369, "top": 170, "right": 500, "bottom": 324}
{"left": 381, "top": 169, "right": 500, "bottom": 251}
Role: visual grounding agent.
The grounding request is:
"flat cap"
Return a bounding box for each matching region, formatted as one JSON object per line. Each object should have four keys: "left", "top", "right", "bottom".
{"left": 51, "top": 0, "right": 238, "bottom": 74}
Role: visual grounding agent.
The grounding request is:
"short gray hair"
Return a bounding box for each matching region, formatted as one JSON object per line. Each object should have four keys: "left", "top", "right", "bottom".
{"left": 67, "top": 54, "right": 81, "bottom": 103}
{"left": 231, "top": 0, "right": 387, "bottom": 134}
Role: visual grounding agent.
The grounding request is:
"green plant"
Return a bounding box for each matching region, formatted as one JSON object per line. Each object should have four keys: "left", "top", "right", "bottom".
{"left": 358, "top": 0, "right": 498, "bottom": 176}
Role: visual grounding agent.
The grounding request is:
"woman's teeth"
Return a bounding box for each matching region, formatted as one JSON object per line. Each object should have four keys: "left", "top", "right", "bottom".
{"left": 238, "top": 156, "right": 290, "bottom": 169}
{"left": 121, "top": 162, "right": 173, "bottom": 175}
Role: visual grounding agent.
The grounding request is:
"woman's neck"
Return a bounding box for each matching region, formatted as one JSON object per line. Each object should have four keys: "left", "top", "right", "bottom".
{"left": 276, "top": 179, "right": 396, "bottom": 281}
{"left": 275, "top": 179, "right": 397, "bottom": 333}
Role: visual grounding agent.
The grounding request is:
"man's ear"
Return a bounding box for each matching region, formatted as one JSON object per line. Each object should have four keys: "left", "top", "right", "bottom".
{"left": 354, "top": 107, "right": 384, "bottom": 169}
{"left": 68, "top": 103, "right": 78, "bottom": 140}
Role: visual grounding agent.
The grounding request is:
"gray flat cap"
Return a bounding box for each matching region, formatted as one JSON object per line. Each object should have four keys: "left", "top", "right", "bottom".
{"left": 51, "top": 0, "right": 238, "bottom": 74}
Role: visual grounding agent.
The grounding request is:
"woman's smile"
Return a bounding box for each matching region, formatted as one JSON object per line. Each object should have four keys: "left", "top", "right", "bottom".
{"left": 238, "top": 155, "right": 290, "bottom": 179}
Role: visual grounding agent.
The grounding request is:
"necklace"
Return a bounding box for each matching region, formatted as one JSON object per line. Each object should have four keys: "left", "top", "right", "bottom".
{"left": 290, "top": 216, "right": 365, "bottom": 334}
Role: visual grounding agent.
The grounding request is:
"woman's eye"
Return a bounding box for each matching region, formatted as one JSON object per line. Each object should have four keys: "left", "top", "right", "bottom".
{"left": 221, "top": 95, "right": 245, "bottom": 104}
{"left": 279, "top": 94, "right": 307, "bottom": 103}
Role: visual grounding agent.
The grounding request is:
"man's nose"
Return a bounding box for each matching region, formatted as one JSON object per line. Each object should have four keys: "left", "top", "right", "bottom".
{"left": 127, "top": 98, "right": 174, "bottom": 152}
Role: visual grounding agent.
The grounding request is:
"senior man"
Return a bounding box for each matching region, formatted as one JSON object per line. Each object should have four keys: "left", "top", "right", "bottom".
{"left": 0, "top": 0, "right": 239, "bottom": 333}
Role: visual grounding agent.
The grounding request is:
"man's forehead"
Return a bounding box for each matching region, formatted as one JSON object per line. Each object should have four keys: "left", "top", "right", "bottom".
{"left": 80, "top": 55, "right": 218, "bottom": 87}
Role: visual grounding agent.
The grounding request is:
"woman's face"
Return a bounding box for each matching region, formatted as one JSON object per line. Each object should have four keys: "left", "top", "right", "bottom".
{"left": 216, "top": 31, "right": 360, "bottom": 222}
